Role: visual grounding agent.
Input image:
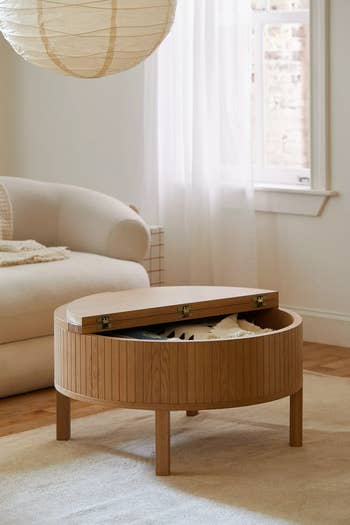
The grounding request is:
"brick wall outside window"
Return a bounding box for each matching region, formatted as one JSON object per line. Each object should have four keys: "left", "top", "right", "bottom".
{"left": 252, "top": 0, "right": 310, "bottom": 182}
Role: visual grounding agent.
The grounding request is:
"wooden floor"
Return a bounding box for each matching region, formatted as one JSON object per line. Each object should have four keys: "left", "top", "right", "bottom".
{"left": 303, "top": 341, "right": 350, "bottom": 377}
{"left": 0, "top": 342, "right": 349, "bottom": 438}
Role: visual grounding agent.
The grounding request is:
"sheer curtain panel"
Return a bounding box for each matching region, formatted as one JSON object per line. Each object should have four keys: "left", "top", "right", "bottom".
{"left": 144, "top": 0, "right": 257, "bottom": 286}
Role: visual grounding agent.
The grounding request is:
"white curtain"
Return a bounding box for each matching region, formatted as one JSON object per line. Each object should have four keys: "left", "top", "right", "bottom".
{"left": 144, "top": 0, "right": 257, "bottom": 287}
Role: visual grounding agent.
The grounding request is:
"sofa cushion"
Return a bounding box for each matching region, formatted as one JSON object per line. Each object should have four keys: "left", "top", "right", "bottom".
{"left": 0, "top": 251, "right": 149, "bottom": 344}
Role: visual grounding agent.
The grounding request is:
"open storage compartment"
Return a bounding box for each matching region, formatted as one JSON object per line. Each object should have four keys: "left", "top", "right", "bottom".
{"left": 101, "top": 309, "right": 288, "bottom": 342}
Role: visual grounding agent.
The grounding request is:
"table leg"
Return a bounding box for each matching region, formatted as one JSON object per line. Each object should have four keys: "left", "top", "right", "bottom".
{"left": 290, "top": 388, "right": 303, "bottom": 447}
{"left": 56, "top": 390, "right": 71, "bottom": 441}
{"left": 155, "top": 410, "right": 170, "bottom": 476}
{"left": 186, "top": 410, "right": 199, "bottom": 417}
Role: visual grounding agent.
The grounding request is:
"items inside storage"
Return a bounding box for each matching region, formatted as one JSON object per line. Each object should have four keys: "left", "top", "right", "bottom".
{"left": 99, "top": 308, "right": 293, "bottom": 341}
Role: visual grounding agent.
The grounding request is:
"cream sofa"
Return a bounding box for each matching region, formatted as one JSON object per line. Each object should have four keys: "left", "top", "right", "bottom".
{"left": 0, "top": 177, "right": 150, "bottom": 397}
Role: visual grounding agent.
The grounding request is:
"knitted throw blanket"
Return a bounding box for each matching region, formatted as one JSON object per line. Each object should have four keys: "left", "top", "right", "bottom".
{"left": 0, "top": 240, "right": 70, "bottom": 267}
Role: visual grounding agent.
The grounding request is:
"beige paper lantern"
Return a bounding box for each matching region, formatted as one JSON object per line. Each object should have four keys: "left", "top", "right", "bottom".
{"left": 0, "top": 0, "right": 177, "bottom": 78}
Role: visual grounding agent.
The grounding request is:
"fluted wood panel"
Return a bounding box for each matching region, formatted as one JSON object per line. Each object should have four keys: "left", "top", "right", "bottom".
{"left": 55, "top": 307, "right": 303, "bottom": 410}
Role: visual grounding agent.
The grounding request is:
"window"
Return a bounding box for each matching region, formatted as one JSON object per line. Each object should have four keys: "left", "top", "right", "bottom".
{"left": 252, "top": 0, "right": 311, "bottom": 187}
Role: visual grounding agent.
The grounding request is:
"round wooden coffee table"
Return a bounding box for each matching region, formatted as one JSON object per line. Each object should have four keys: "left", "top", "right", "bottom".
{"left": 54, "top": 288, "right": 303, "bottom": 476}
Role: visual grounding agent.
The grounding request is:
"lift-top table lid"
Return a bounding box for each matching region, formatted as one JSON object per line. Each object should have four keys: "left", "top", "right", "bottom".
{"left": 66, "top": 286, "right": 279, "bottom": 335}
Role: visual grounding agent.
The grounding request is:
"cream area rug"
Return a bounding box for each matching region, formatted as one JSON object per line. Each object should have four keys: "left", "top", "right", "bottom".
{"left": 1, "top": 372, "right": 350, "bottom": 525}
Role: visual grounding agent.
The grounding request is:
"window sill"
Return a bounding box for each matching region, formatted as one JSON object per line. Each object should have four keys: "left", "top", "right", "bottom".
{"left": 254, "top": 185, "right": 338, "bottom": 216}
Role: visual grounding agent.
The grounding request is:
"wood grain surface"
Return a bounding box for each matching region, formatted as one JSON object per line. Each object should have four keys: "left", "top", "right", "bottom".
{"left": 55, "top": 307, "right": 303, "bottom": 411}
{"left": 66, "top": 286, "right": 279, "bottom": 334}
{"left": 0, "top": 342, "right": 346, "bottom": 438}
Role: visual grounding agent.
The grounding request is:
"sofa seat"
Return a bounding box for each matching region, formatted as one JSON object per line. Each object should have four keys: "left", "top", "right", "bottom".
{"left": 0, "top": 251, "right": 149, "bottom": 344}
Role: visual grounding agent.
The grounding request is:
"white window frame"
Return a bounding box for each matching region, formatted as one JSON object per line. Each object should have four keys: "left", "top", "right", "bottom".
{"left": 253, "top": 0, "right": 337, "bottom": 216}
{"left": 310, "top": 0, "right": 330, "bottom": 192}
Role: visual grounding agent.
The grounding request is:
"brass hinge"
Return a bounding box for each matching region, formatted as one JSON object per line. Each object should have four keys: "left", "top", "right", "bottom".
{"left": 255, "top": 295, "right": 265, "bottom": 308}
{"left": 97, "top": 315, "right": 111, "bottom": 330}
{"left": 177, "top": 304, "right": 192, "bottom": 318}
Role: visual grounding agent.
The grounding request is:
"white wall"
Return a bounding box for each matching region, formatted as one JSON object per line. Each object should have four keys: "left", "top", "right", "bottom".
{"left": 0, "top": 37, "right": 146, "bottom": 211}
{"left": 1, "top": 0, "right": 349, "bottom": 346}
{"left": 0, "top": 37, "right": 14, "bottom": 178}
{"left": 256, "top": 0, "right": 350, "bottom": 346}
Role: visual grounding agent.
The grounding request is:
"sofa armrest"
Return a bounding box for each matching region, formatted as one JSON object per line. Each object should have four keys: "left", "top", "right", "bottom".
{"left": 1, "top": 177, "right": 150, "bottom": 263}
{"left": 58, "top": 184, "right": 150, "bottom": 262}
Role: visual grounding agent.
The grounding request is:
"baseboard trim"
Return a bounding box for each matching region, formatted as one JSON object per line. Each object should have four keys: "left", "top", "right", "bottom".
{"left": 282, "top": 304, "right": 350, "bottom": 348}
